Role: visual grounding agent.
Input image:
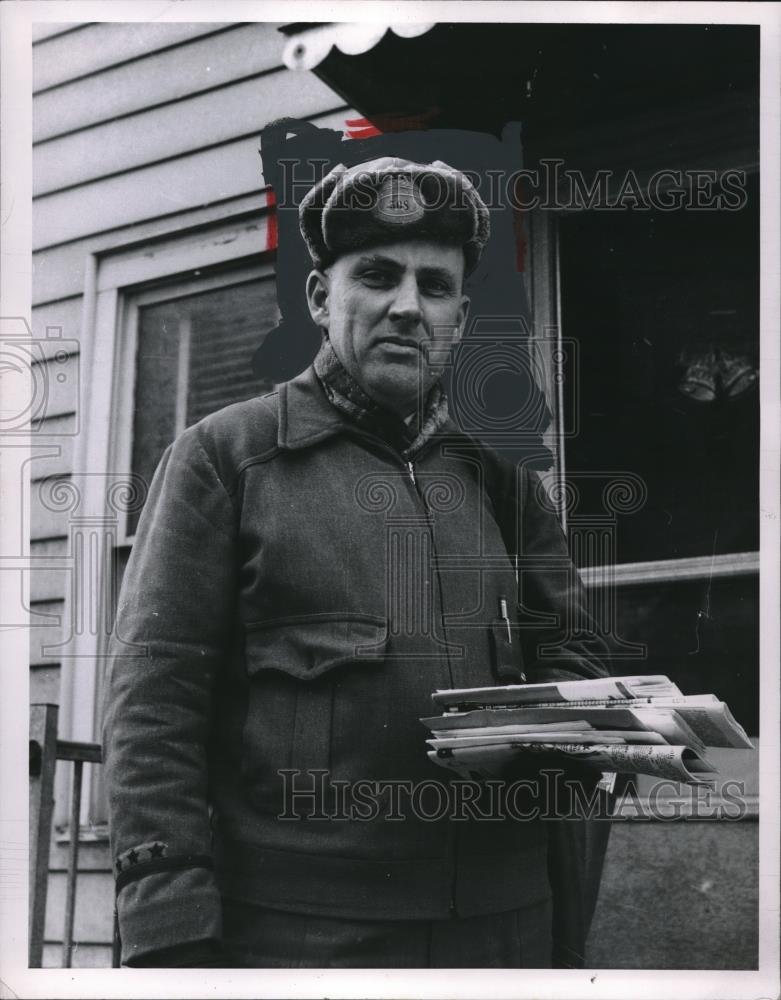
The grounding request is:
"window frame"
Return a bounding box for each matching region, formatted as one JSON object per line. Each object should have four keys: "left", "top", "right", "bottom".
{"left": 113, "top": 261, "right": 276, "bottom": 548}
{"left": 526, "top": 191, "right": 760, "bottom": 587}
{"left": 56, "top": 213, "right": 275, "bottom": 835}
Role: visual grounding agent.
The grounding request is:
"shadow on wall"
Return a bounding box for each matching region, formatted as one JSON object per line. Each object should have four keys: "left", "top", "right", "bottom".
{"left": 254, "top": 117, "right": 553, "bottom": 469}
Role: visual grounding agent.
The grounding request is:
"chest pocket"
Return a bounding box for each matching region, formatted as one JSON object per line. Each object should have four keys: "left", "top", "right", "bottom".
{"left": 244, "top": 613, "right": 387, "bottom": 680}
{"left": 240, "top": 614, "right": 388, "bottom": 811}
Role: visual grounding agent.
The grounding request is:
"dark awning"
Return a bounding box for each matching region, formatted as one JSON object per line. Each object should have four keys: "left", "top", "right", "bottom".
{"left": 279, "top": 22, "right": 758, "bottom": 162}
{"left": 282, "top": 22, "right": 435, "bottom": 72}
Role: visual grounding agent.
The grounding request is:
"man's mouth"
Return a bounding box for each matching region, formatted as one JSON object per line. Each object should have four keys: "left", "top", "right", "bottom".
{"left": 378, "top": 336, "right": 422, "bottom": 352}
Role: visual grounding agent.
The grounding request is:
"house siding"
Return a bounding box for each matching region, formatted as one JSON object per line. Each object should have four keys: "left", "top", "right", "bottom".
{"left": 31, "top": 20, "right": 356, "bottom": 965}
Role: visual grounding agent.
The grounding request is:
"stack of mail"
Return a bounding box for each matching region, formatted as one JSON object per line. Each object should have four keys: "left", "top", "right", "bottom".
{"left": 421, "top": 675, "right": 753, "bottom": 785}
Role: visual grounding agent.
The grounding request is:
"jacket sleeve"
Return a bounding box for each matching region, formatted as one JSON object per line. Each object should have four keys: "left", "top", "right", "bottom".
{"left": 487, "top": 456, "right": 620, "bottom": 968}
{"left": 484, "top": 451, "right": 611, "bottom": 683}
{"left": 518, "top": 464, "right": 612, "bottom": 682}
{"left": 102, "top": 425, "right": 237, "bottom": 966}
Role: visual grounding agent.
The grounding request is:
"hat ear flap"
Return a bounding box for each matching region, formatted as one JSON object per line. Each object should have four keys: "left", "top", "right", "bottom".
{"left": 426, "top": 160, "right": 491, "bottom": 261}
{"left": 298, "top": 163, "right": 348, "bottom": 268}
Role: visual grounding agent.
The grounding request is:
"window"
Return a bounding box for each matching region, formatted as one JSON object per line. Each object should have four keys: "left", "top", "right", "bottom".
{"left": 89, "top": 262, "right": 279, "bottom": 826}
{"left": 122, "top": 271, "right": 278, "bottom": 536}
{"left": 54, "top": 212, "right": 277, "bottom": 833}
{"left": 542, "top": 173, "right": 760, "bottom": 733}
{"left": 558, "top": 174, "right": 759, "bottom": 566}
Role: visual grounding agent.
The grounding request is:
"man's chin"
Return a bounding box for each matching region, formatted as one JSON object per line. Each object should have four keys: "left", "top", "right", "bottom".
{"left": 366, "top": 375, "right": 428, "bottom": 417}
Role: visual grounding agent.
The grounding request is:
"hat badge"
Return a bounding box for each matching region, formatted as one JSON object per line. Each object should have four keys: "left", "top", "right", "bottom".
{"left": 373, "top": 174, "right": 426, "bottom": 226}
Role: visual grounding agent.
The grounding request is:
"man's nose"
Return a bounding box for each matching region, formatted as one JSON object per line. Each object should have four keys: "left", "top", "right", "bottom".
{"left": 388, "top": 274, "right": 422, "bottom": 324}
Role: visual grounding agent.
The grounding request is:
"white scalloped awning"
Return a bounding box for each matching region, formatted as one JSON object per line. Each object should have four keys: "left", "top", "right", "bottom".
{"left": 283, "top": 22, "right": 435, "bottom": 72}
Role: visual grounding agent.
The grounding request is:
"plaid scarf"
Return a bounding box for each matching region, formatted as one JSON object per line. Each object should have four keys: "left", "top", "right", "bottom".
{"left": 313, "top": 337, "right": 451, "bottom": 461}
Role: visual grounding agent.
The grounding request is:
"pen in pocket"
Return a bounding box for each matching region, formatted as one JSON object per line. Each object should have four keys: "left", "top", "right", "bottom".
{"left": 499, "top": 597, "right": 512, "bottom": 644}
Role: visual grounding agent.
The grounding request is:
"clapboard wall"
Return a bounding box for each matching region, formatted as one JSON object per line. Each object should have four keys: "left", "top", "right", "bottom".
{"left": 30, "top": 19, "right": 354, "bottom": 703}
{"left": 30, "top": 20, "right": 356, "bottom": 966}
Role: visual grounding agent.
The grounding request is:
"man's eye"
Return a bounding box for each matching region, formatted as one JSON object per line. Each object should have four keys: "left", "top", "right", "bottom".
{"left": 360, "top": 270, "right": 395, "bottom": 287}
{"left": 422, "top": 279, "right": 451, "bottom": 296}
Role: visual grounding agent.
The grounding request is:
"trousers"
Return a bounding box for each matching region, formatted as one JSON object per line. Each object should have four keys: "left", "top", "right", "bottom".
{"left": 221, "top": 896, "right": 554, "bottom": 968}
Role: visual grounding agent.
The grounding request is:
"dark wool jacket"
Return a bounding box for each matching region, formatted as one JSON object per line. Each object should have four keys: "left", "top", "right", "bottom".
{"left": 102, "top": 358, "right": 612, "bottom": 968}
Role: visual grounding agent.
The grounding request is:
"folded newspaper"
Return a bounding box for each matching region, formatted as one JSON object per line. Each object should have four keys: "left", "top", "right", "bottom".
{"left": 421, "top": 674, "right": 753, "bottom": 786}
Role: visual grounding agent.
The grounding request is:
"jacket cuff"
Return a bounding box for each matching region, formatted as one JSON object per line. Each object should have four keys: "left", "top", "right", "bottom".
{"left": 124, "top": 938, "right": 226, "bottom": 968}
{"left": 117, "top": 865, "right": 222, "bottom": 967}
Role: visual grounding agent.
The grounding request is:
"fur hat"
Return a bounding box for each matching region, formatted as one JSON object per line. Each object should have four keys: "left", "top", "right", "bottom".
{"left": 298, "top": 156, "right": 490, "bottom": 275}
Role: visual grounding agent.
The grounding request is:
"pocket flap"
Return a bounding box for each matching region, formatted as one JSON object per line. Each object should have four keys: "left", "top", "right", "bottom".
{"left": 244, "top": 613, "right": 388, "bottom": 681}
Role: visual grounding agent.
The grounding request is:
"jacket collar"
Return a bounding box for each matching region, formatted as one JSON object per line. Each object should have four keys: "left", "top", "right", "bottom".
{"left": 277, "top": 339, "right": 457, "bottom": 459}
{"left": 277, "top": 364, "right": 351, "bottom": 451}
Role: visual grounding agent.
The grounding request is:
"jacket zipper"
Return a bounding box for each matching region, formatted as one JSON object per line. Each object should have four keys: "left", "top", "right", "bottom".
{"left": 405, "top": 455, "right": 459, "bottom": 916}
{"left": 356, "top": 433, "right": 459, "bottom": 914}
{"left": 399, "top": 455, "right": 452, "bottom": 683}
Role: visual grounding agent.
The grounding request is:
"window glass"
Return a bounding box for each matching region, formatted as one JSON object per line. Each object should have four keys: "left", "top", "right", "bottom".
{"left": 558, "top": 175, "right": 759, "bottom": 564}
{"left": 128, "top": 276, "right": 278, "bottom": 533}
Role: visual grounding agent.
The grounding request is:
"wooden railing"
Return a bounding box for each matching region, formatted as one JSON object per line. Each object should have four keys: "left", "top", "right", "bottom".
{"left": 29, "top": 703, "right": 119, "bottom": 968}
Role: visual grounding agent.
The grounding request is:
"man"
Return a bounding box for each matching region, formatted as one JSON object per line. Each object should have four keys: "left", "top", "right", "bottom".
{"left": 103, "top": 156, "right": 611, "bottom": 969}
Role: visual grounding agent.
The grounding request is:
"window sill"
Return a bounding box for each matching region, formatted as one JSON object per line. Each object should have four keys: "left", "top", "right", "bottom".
{"left": 581, "top": 551, "right": 759, "bottom": 587}
{"left": 55, "top": 823, "right": 109, "bottom": 845}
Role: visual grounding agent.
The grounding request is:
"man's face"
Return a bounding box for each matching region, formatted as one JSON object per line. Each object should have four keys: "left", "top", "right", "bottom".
{"left": 306, "top": 239, "right": 469, "bottom": 416}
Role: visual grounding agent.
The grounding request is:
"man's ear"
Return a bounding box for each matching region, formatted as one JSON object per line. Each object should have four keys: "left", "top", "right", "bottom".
{"left": 456, "top": 294, "right": 470, "bottom": 337}
{"left": 306, "top": 269, "right": 330, "bottom": 329}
